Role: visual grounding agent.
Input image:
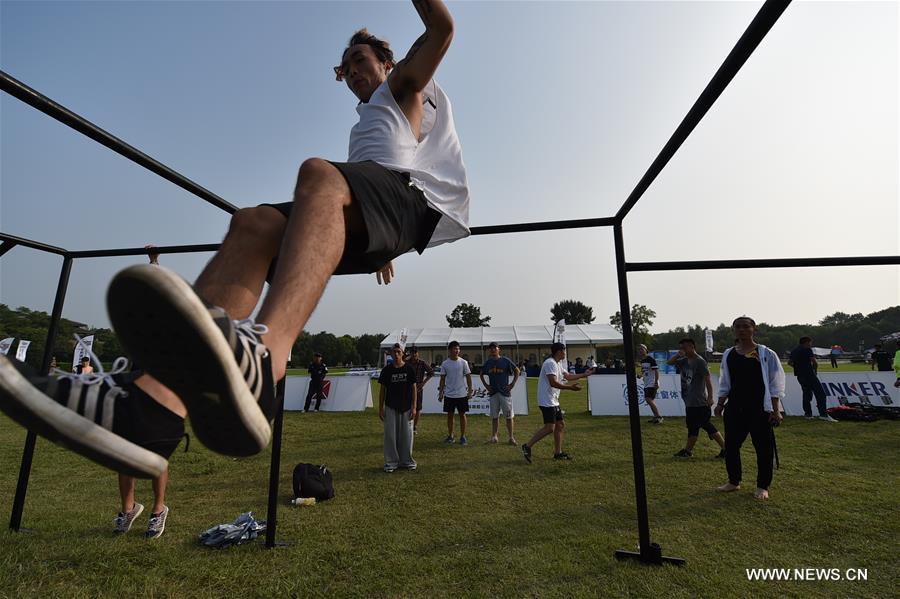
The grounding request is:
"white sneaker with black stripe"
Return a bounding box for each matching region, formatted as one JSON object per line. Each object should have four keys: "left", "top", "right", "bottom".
{"left": 0, "top": 356, "right": 168, "bottom": 478}
{"left": 107, "top": 265, "right": 275, "bottom": 456}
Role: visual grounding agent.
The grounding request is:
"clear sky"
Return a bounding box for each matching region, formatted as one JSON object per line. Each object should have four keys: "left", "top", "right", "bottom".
{"left": 2, "top": 1, "right": 898, "bottom": 337}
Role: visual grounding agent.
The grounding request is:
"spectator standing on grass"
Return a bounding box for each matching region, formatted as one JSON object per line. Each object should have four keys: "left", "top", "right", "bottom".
{"left": 75, "top": 356, "right": 94, "bottom": 375}
{"left": 479, "top": 342, "right": 520, "bottom": 445}
{"left": 788, "top": 336, "right": 836, "bottom": 421}
{"left": 378, "top": 343, "right": 417, "bottom": 472}
{"left": 407, "top": 346, "right": 433, "bottom": 435}
{"left": 438, "top": 340, "right": 472, "bottom": 445}
{"left": 304, "top": 353, "right": 328, "bottom": 412}
{"left": 637, "top": 344, "right": 664, "bottom": 424}
{"left": 714, "top": 316, "right": 785, "bottom": 501}
{"left": 667, "top": 338, "right": 726, "bottom": 459}
{"left": 521, "top": 342, "right": 593, "bottom": 463}
{"left": 829, "top": 345, "right": 841, "bottom": 369}
{"left": 871, "top": 344, "right": 894, "bottom": 372}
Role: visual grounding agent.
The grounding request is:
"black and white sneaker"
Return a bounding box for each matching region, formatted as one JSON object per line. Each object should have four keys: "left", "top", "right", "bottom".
{"left": 553, "top": 452, "right": 572, "bottom": 460}
{"left": 107, "top": 265, "right": 275, "bottom": 456}
{"left": 521, "top": 443, "right": 532, "bottom": 464}
{"left": 673, "top": 449, "right": 693, "bottom": 458}
{"left": 0, "top": 356, "right": 169, "bottom": 478}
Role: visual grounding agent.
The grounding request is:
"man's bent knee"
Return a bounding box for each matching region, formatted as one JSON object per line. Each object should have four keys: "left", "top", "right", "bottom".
{"left": 229, "top": 206, "right": 286, "bottom": 243}
{"left": 295, "top": 158, "right": 350, "bottom": 205}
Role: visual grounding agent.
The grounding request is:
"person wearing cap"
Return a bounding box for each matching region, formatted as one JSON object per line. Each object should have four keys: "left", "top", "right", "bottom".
{"left": 637, "top": 344, "right": 664, "bottom": 424}
{"left": 407, "top": 346, "right": 434, "bottom": 435}
{"left": 521, "top": 342, "right": 593, "bottom": 463}
{"left": 377, "top": 343, "right": 417, "bottom": 472}
{"left": 304, "top": 352, "right": 328, "bottom": 412}
{"left": 479, "top": 342, "right": 520, "bottom": 445}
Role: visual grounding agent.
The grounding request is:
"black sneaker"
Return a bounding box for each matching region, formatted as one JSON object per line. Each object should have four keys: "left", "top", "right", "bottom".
{"left": 553, "top": 452, "right": 571, "bottom": 460}
{"left": 521, "top": 443, "right": 532, "bottom": 464}
{"left": 673, "top": 449, "right": 693, "bottom": 458}
{"left": 0, "top": 356, "right": 169, "bottom": 478}
{"left": 107, "top": 265, "right": 275, "bottom": 456}
{"left": 716, "top": 449, "right": 726, "bottom": 459}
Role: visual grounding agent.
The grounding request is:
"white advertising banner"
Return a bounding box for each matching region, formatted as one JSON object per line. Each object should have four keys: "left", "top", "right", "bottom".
{"left": 589, "top": 372, "right": 900, "bottom": 416}
{"left": 0, "top": 337, "right": 14, "bottom": 356}
{"left": 283, "top": 376, "right": 374, "bottom": 412}
{"left": 15, "top": 340, "right": 30, "bottom": 362}
{"left": 72, "top": 335, "right": 95, "bottom": 368}
{"left": 420, "top": 376, "right": 529, "bottom": 415}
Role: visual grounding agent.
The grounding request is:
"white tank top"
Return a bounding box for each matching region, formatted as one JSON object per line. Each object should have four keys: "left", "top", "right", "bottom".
{"left": 348, "top": 79, "right": 469, "bottom": 248}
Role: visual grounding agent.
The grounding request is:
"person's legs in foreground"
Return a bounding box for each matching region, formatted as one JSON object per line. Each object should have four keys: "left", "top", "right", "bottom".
{"left": 799, "top": 377, "right": 814, "bottom": 418}
{"left": 719, "top": 408, "right": 750, "bottom": 492}
{"left": 458, "top": 407, "right": 468, "bottom": 445}
{"left": 645, "top": 388, "right": 663, "bottom": 424}
{"left": 444, "top": 399, "right": 455, "bottom": 442}
{"left": 383, "top": 406, "right": 401, "bottom": 472}
{"left": 748, "top": 413, "right": 775, "bottom": 500}
{"left": 552, "top": 420, "right": 566, "bottom": 456}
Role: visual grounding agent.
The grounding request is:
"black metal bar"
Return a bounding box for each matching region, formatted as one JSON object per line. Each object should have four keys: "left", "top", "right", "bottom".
{"left": 0, "top": 232, "right": 67, "bottom": 256}
{"left": 9, "top": 255, "right": 73, "bottom": 532}
{"left": 612, "top": 223, "right": 684, "bottom": 566}
{"left": 627, "top": 255, "right": 900, "bottom": 272}
{"left": 0, "top": 241, "right": 16, "bottom": 258}
{"left": 1, "top": 70, "right": 237, "bottom": 215}
{"left": 69, "top": 243, "right": 221, "bottom": 259}
{"left": 615, "top": 0, "right": 792, "bottom": 221}
{"left": 265, "top": 376, "right": 287, "bottom": 548}
{"left": 470, "top": 216, "right": 617, "bottom": 236}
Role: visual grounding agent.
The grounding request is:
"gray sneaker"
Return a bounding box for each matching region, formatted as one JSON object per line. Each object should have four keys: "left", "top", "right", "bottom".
{"left": 460, "top": 436, "right": 469, "bottom": 446}
{"left": 145, "top": 505, "right": 169, "bottom": 539}
{"left": 443, "top": 435, "right": 455, "bottom": 444}
{"left": 114, "top": 502, "right": 144, "bottom": 534}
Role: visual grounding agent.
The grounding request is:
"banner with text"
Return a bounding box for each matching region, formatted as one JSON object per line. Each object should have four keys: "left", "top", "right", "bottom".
{"left": 588, "top": 372, "right": 899, "bottom": 416}
{"left": 284, "top": 376, "right": 374, "bottom": 412}
{"left": 72, "top": 335, "right": 95, "bottom": 369}
{"left": 420, "top": 376, "right": 529, "bottom": 415}
{"left": 0, "top": 338, "right": 14, "bottom": 356}
{"left": 15, "top": 340, "right": 30, "bottom": 362}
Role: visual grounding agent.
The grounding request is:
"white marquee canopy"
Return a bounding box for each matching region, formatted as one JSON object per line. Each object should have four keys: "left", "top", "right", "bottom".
{"left": 380, "top": 324, "right": 623, "bottom": 350}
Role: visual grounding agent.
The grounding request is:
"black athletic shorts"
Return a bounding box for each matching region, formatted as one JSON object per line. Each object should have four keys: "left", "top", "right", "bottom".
{"left": 685, "top": 406, "right": 718, "bottom": 438}
{"left": 261, "top": 160, "right": 442, "bottom": 275}
{"left": 540, "top": 405, "right": 564, "bottom": 424}
{"left": 443, "top": 396, "right": 469, "bottom": 414}
{"left": 644, "top": 386, "right": 658, "bottom": 400}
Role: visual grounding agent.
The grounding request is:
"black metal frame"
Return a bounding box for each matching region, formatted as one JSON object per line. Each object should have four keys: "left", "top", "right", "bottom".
{"left": 3, "top": 0, "right": 898, "bottom": 563}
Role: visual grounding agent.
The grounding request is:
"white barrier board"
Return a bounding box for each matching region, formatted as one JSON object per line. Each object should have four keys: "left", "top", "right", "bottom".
{"left": 419, "top": 376, "right": 529, "bottom": 415}
{"left": 284, "top": 376, "right": 373, "bottom": 412}
{"left": 588, "top": 372, "right": 898, "bottom": 416}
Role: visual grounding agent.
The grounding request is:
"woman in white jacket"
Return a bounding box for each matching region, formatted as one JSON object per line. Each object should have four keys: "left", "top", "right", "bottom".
{"left": 714, "top": 316, "right": 785, "bottom": 500}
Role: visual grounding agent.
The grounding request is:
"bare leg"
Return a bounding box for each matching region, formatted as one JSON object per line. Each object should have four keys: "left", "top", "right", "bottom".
{"left": 712, "top": 432, "right": 725, "bottom": 449}
{"left": 526, "top": 424, "right": 554, "bottom": 448}
{"left": 647, "top": 399, "right": 662, "bottom": 419}
{"left": 490, "top": 418, "right": 499, "bottom": 441}
{"left": 460, "top": 413, "right": 467, "bottom": 437}
{"left": 118, "top": 474, "right": 136, "bottom": 513}
{"left": 685, "top": 436, "right": 699, "bottom": 452}
{"left": 258, "top": 159, "right": 357, "bottom": 380}
{"left": 506, "top": 418, "right": 515, "bottom": 441}
{"left": 553, "top": 421, "right": 565, "bottom": 454}
{"left": 151, "top": 470, "right": 168, "bottom": 514}
{"left": 194, "top": 206, "right": 286, "bottom": 320}
{"left": 446, "top": 411, "right": 454, "bottom": 437}
{"left": 134, "top": 374, "right": 187, "bottom": 419}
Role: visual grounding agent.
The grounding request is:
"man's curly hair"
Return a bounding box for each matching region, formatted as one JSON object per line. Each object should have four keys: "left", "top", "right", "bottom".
{"left": 335, "top": 28, "right": 395, "bottom": 80}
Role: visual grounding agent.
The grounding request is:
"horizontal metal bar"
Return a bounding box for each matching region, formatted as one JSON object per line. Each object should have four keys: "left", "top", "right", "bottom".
{"left": 626, "top": 255, "right": 900, "bottom": 272}
{"left": 0, "top": 232, "right": 67, "bottom": 256}
{"left": 1, "top": 70, "right": 237, "bottom": 215}
{"left": 616, "top": 0, "right": 792, "bottom": 221}
{"left": 470, "top": 216, "right": 617, "bottom": 236}
{"left": 69, "top": 243, "right": 221, "bottom": 259}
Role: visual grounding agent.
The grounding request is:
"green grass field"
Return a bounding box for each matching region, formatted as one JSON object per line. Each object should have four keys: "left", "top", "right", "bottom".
{"left": 1, "top": 377, "right": 897, "bottom": 598}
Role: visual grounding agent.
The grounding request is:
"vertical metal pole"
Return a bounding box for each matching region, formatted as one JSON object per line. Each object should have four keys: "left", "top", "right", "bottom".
{"left": 10, "top": 255, "right": 73, "bottom": 532}
{"left": 265, "top": 376, "right": 287, "bottom": 548}
{"left": 611, "top": 225, "right": 653, "bottom": 552}
{"left": 611, "top": 224, "right": 684, "bottom": 565}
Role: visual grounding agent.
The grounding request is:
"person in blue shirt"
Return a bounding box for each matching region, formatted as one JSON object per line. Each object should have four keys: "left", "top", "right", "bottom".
{"left": 479, "top": 342, "right": 520, "bottom": 445}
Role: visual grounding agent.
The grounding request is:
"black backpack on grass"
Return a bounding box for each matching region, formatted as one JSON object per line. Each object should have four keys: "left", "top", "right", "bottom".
{"left": 292, "top": 463, "right": 335, "bottom": 502}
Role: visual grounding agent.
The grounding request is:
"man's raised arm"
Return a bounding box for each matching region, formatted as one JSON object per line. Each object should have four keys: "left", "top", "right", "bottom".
{"left": 389, "top": 0, "right": 454, "bottom": 96}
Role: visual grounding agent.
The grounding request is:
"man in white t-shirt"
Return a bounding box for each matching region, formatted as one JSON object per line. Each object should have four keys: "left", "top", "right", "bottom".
{"left": 521, "top": 343, "right": 594, "bottom": 463}
{"left": 438, "top": 340, "right": 472, "bottom": 445}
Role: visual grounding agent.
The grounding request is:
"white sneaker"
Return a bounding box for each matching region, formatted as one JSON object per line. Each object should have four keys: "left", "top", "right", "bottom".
{"left": 146, "top": 505, "right": 169, "bottom": 539}
{"left": 114, "top": 502, "right": 144, "bottom": 534}
{"left": 819, "top": 415, "right": 839, "bottom": 422}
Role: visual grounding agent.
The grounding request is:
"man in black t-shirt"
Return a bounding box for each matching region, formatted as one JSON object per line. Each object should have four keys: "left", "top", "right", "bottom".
{"left": 871, "top": 344, "right": 894, "bottom": 372}
{"left": 378, "top": 343, "right": 417, "bottom": 472}
{"left": 304, "top": 353, "right": 328, "bottom": 412}
{"left": 788, "top": 336, "right": 834, "bottom": 421}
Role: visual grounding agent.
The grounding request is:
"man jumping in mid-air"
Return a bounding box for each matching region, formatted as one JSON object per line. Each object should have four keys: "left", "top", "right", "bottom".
{"left": 0, "top": 0, "right": 469, "bottom": 476}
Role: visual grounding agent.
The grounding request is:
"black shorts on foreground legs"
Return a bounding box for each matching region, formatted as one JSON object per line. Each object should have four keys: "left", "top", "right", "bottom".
{"left": 539, "top": 406, "right": 564, "bottom": 424}
{"left": 261, "top": 160, "right": 442, "bottom": 277}
{"left": 443, "top": 397, "right": 469, "bottom": 414}
{"left": 685, "top": 406, "right": 718, "bottom": 438}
